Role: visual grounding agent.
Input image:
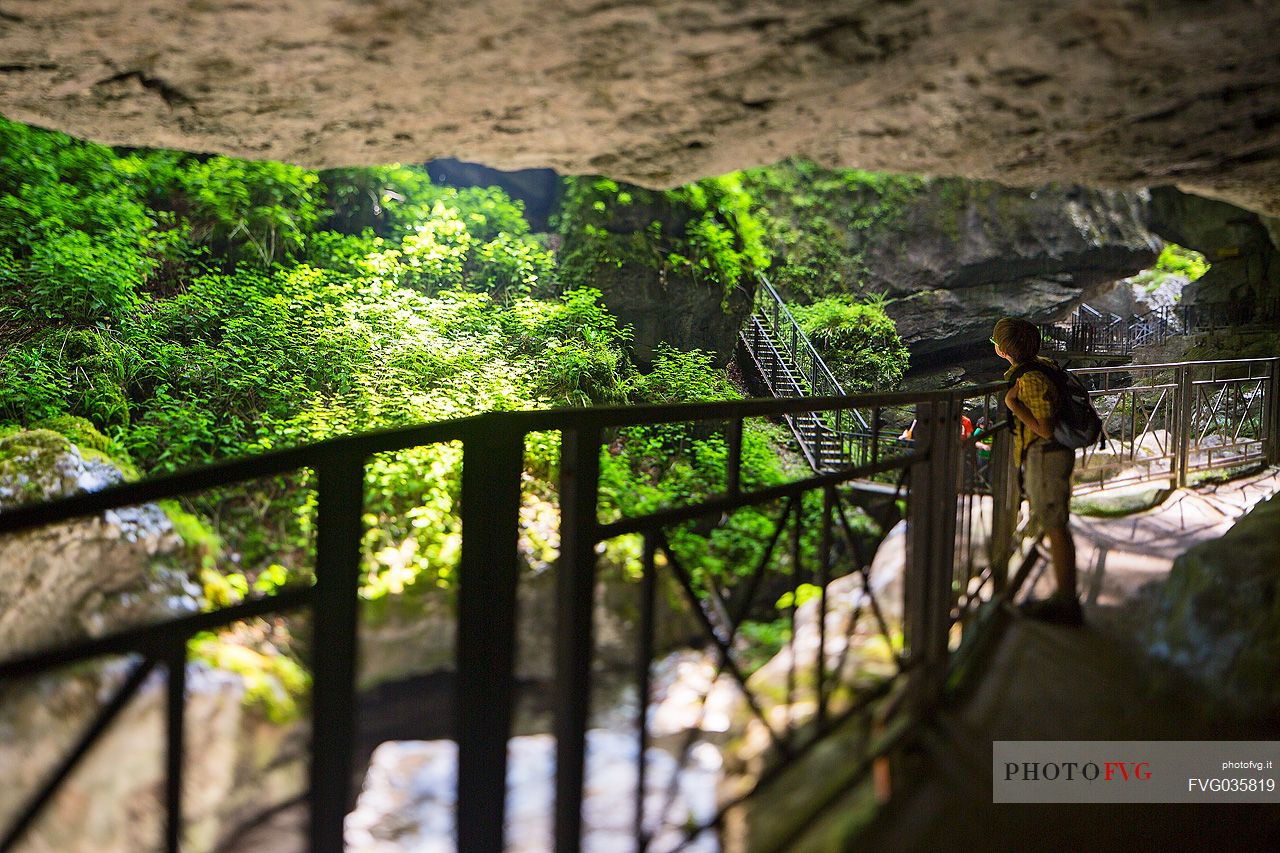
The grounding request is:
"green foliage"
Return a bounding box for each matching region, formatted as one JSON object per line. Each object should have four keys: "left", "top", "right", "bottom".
{"left": 0, "top": 118, "right": 879, "bottom": 703}
{"left": 0, "top": 119, "right": 159, "bottom": 322}
{"left": 498, "top": 288, "right": 634, "bottom": 406}
{"left": 626, "top": 345, "right": 735, "bottom": 405}
{"left": 158, "top": 499, "right": 222, "bottom": 571}
{"left": 1127, "top": 242, "right": 1211, "bottom": 296}
{"left": 165, "top": 156, "right": 322, "bottom": 268}
{"left": 790, "top": 295, "right": 910, "bottom": 392}
{"left": 556, "top": 175, "right": 769, "bottom": 302}
{"left": 1155, "top": 243, "right": 1209, "bottom": 281}
{"left": 320, "top": 166, "right": 531, "bottom": 243}
{"left": 737, "top": 158, "right": 925, "bottom": 300}
{"left": 190, "top": 633, "right": 311, "bottom": 723}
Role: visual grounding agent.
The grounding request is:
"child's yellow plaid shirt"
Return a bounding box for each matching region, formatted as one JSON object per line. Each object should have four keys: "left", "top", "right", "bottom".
{"left": 1005, "top": 357, "right": 1059, "bottom": 463}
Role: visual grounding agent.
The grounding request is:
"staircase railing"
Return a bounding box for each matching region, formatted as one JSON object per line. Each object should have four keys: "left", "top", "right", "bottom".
{"left": 740, "top": 274, "right": 887, "bottom": 471}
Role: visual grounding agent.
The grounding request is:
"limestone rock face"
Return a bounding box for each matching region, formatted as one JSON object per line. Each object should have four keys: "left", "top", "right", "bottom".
{"left": 591, "top": 258, "right": 754, "bottom": 369}
{"left": 1144, "top": 495, "right": 1280, "bottom": 715}
{"left": 0, "top": 429, "right": 199, "bottom": 658}
{"left": 1, "top": 1, "right": 1278, "bottom": 215}
{"left": 880, "top": 182, "right": 1159, "bottom": 356}
{"left": 760, "top": 177, "right": 1161, "bottom": 358}
{"left": 1148, "top": 186, "right": 1280, "bottom": 310}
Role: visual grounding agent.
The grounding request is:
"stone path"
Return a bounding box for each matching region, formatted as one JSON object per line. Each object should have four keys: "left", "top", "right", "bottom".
{"left": 797, "top": 468, "right": 1280, "bottom": 852}
{"left": 1040, "top": 469, "right": 1280, "bottom": 608}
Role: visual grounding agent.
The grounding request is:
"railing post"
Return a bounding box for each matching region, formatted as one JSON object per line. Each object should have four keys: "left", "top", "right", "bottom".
{"left": 1267, "top": 358, "right": 1280, "bottom": 466}
{"left": 1175, "top": 365, "right": 1194, "bottom": 488}
{"left": 726, "top": 418, "right": 743, "bottom": 497}
{"left": 986, "top": 426, "right": 1017, "bottom": 594}
{"left": 164, "top": 640, "right": 187, "bottom": 853}
{"left": 905, "top": 396, "right": 960, "bottom": 711}
{"left": 555, "top": 426, "right": 601, "bottom": 853}
{"left": 457, "top": 419, "right": 525, "bottom": 853}
{"left": 309, "top": 453, "right": 366, "bottom": 853}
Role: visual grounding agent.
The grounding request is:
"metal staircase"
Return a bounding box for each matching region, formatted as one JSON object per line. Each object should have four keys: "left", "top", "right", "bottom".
{"left": 738, "top": 274, "right": 879, "bottom": 472}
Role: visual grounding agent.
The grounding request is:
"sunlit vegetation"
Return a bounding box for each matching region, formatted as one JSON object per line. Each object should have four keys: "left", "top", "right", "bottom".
{"left": 1129, "top": 242, "right": 1210, "bottom": 295}
{"left": 0, "top": 118, "right": 903, "bottom": 711}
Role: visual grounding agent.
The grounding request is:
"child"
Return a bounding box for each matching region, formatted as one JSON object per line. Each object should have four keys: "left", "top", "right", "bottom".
{"left": 991, "top": 317, "right": 1082, "bottom": 626}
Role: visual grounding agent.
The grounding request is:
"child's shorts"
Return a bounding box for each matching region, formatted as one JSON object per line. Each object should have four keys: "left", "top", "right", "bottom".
{"left": 1024, "top": 441, "right": 1075, "bottom": 530}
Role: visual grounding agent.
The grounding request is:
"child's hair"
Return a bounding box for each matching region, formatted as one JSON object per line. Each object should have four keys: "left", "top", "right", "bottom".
{"left": 992, "top": 317, "right": 1041, "bottom": 363}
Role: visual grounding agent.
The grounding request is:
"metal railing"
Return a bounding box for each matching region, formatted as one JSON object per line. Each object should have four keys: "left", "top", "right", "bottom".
{"left": 0, "top": 385, "right": 1040, "bottom": 853}
{"left": 1072, "top": 356, "right": 1280, "bottom": 493}
{"left": 1038, "top": 299, "right": 1280, "bottom": 358}
{"left": 738, "top": 275, "right": 890, "bottom": 472}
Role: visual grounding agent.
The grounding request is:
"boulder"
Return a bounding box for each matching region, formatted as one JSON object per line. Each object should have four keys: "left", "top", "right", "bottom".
{"left": 1144, "top": 494, "right": 1280, "bottom": 715}
{"left": 0, "top": 429, "right": 199, "bottom": 658}
{"left": 0, "top": 427, "right": 306, "bottom": 852}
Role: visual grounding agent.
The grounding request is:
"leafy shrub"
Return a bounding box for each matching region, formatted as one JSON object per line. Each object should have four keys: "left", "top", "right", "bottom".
{"left": 790, "top": 295, "right": 910, "bottom": 392}
{"left": 1126, "top": 242, "right": 1210, "bottom": 296}
{"left": 1155, "top": 243, "right": 1209, "bottom": 281}
{"left": 167, "top": 156, "right": 322, "bottom": 268}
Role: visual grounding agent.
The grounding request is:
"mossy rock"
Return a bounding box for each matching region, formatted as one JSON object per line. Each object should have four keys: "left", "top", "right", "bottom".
{"left": 32, "top": 415, "right": 140, "bottom": 479}
{"left": 1071, "top": 485, "right": 1169, "bottom": 517}
{"left": 0, "top": 428, "right": 79, "bottom": 509}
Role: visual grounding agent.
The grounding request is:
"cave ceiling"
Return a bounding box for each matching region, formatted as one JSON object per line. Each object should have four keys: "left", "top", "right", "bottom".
{"left": 1, "top": 0, "right": 1279, "bottom": 215}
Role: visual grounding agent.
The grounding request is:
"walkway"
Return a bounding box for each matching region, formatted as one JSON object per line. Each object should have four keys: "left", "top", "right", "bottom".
{"left": 795, "top": 469, "right": 1280, "bottom": 853}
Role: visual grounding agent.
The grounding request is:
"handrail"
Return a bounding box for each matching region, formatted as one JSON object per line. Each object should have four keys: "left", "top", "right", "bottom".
{"left": 0, "top": 356, "right": 1275, "bottom": 853}
{"left": 754, "top": 273, "right": 872, "bottom": 432}
{"left": 738, "top": 273, "right": 891, "bottom": 472}
{"left": 0, "top": 387, "right": 1007, "bottom": 535}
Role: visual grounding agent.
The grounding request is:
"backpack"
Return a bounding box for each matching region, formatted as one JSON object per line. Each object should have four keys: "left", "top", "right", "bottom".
{"left": 1008, "top": 360, "right": 1104, "bottom": 450}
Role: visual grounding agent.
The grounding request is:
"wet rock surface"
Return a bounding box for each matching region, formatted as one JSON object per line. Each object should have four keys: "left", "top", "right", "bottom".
{"left": 346, "top": 731, "right": 720, "bottom": 852}
{"left": 1, "top": 2, "right": 1278, "bottom": 215}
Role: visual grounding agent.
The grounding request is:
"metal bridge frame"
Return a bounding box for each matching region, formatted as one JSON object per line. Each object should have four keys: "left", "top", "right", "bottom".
{"left": 1038, "top": 299, "right": 1280, "bottom": 359}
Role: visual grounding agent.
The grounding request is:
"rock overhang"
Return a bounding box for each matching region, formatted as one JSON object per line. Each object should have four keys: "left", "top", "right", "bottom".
{"left": 0, "top": 0, "right": 1278, "bottom": 214}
